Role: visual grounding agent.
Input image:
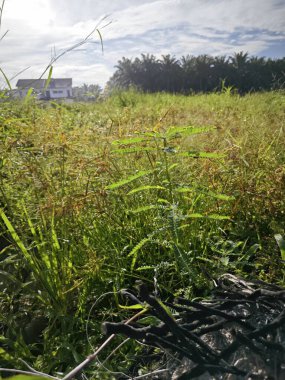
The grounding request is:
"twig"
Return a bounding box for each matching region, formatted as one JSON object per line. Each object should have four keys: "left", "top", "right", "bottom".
{"left": 0, "top": 0, "right": 6, "bottom": 30}
{"left": 5, "top": 15, "right": 111, "bottom": 92}
{"left": 37, "top": 15, "right": 111, "bottom": 82}
{"left": 0, "top": 368, "right": 58, "bottom": 379}
{"left": 18, "top": 359, "right": 53, "bottom": 377}
{"left": 132, "top": 369, "right": 170, "bottom": 379}
{"left": 86, "top": 291, "right": 116, "bottom": 351}
{"left": 62, "top": 308, "right": 147, "bottom": 380}
{"left": 99, "top": 337, "right": 130, "bottom": 367}
{"left": 104, "top": 276, "right": 285, "bottom": 378}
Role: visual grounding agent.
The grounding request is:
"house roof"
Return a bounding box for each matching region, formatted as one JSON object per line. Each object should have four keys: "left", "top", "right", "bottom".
{"left": 49, "top": 78, "right": 72, "bottom": 88}
{"left": 16, "top": 78, "right": 72, "bottom": 89}
{"left": 16, "top": 79, "right": 45, "bottom": 89}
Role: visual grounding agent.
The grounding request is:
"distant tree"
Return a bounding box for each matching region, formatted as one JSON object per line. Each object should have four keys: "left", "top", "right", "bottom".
{"left": 110, "top": 57, "right": 138, "bottom": 89}
{"left": 229, "top": 51, "right": 250, "bottom": 92}
{"left": 247, "top": 56, "right": 270, "bottom": 90}
{"left": 270, "top": 57, "right": 285, "bottom": 89}
{"left": 158, "top": 55, "right": 183, "bottom": 92}
{"left": 107, "top": 52, "right": 285, "bottom": 94}
{"left": 230, "top": 51, "right": 249, "bottom": 70}
{"left": 136, "top": 54, "right": 161, "bottom": 91}
{"left": 180, "top": 55, "right": 197, "bottom": 92}
{"left": 211, "top": 55, "right": 231, "bottom": 90}
{"left": 73, "top": 83, "right": 102, "bottom": 101}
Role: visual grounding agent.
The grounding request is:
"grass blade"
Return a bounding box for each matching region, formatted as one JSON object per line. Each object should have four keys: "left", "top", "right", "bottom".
{"left": 106, "top": 170, "right": 153, "bottom": 190}
{"left": 44, "top": 65, "right": 53, "bottom": 91}
{"left": 275, "top": 234, "right": 285, "bottom": 261}
{"left": 127, "top": 185, "right": 166, "bottom": 195}
{"left": 0, "top": 208, "right": 31, "bottom": 264}
{"left": 0, "top": 67, "right": 12, "bottom": 90}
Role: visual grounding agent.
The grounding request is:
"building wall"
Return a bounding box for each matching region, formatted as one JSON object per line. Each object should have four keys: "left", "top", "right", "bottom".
{"left": 16, "top": 86, "right": 73, "bottom": 99}
{"left": 17, "top": 89, "right": 29, "bottom": 97}
{"left": 48, "top": 88, "right": 72, "bottom": 98}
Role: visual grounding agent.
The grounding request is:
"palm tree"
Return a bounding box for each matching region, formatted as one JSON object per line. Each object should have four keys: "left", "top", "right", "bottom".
{"left": 159, "top": 55, "right": 182, "bottom": 92}
{"left": 112, "top": 57, "right": 137, "bottom": 88}
{"left": 107, "top": 52, "right": 285, "bottom": 94}
{"left": 229, "top": 52, "right": 250, "bottom": 92}
{"left": 137, "top": 54, "right": 161, "bottom": 92}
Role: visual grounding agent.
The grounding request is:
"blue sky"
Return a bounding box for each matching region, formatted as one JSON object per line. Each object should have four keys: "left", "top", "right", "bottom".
{"left": 0, "top": 0, "right": 285, "bottom": 88}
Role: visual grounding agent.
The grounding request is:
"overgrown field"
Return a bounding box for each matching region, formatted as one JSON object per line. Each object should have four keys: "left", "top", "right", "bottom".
{"left": 0, "top": 90, "right": 284, "bottom": 377}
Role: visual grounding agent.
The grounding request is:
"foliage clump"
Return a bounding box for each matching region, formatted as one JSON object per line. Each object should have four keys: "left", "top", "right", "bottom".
{"left": 107, "top": 52, "right": 285, "bottom": 94}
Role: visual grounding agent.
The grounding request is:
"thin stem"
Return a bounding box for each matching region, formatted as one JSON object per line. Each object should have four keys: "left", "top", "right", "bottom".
{"left": 62, "top": 308, "right": 147, "bottom": 380}
{"left": 0, "top": 368, "right": 58, "bottom": 379}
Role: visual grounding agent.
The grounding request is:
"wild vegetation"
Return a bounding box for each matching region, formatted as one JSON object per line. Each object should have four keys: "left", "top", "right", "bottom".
{"left": 107, "top": 52, "right": 285, "bottom": 93}
{"left": 0, "top": 89, "right": 284, "bottom": 378}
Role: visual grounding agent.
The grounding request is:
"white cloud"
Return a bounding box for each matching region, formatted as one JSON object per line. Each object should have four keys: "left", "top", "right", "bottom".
{"left": 48, "top": 0, "right": 156, "bottom": 25}
{"left": 0, "top": 0, "right": 284, "bottom": 88}
{"left": 4, "top": 0, "right": 55, "bottom": 26}
{"left": 101, "top": 0, "right": 285, "bottom": 39}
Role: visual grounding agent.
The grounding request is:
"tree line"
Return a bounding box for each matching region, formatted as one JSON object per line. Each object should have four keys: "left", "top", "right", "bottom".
{"left": 72, "top": 83, "right": 102, "bottom": 101}
{"left": 107, "top": 52, "right": 285, "bottom": 94}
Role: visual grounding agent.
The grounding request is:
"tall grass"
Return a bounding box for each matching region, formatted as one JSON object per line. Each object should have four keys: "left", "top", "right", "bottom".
{"left": 0, "top": 91, "right": 284, "bottom": 375}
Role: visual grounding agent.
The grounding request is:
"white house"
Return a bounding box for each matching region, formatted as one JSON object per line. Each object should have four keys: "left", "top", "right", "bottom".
{"left": 16, "top": 78, "right": 73, "bottom": 99}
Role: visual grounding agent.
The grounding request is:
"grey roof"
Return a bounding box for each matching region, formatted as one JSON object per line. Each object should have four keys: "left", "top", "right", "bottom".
{"left": 49, "top": 78, "right": 72, "bottom": 88}
{"left": 16, "top": 78, "right": 72, "bottom": 89}
{"left": 16, "top": 79, "right": 45, "bottom": 89}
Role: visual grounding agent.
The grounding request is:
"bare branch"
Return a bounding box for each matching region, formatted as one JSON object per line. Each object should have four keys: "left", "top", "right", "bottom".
{"left": 62, "top": 308, "right": 147, "bottom": 380}
{"left": 0, "top": 368, "right": 59, "bottom": 379}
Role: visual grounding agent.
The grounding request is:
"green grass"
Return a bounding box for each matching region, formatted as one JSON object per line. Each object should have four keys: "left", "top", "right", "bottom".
{"left": 0, "top": 90, "right": 284, "bottom": 377}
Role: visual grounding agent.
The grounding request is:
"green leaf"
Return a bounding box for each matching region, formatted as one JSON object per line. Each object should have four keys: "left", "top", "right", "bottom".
{"left": 136, "top": 265, "right": 155, "bottom": 271}
{"left": 112, "top": 147, "right": 155, "bottom": 154}
{"left": 24, "top": 87, "right": 34, "bottom": 103}
{"left": 0, "top": 67, "right": 12, "bottom": 90}
{"left": 51, "top": 213, "right": 60, "bottom": 251}
{"left": 0, "top": 157, "right": 5, "bottom": 170}
{"left": 207, "top": 191, "right": 235, "bottom": 201}
{"left": 128, "top": 205, "right": 157, "bottom": 214}
{"left": 44, "top": 66, "right": 53, "bottom": 91}
{"left": 275, "top": 234, "right": 285, "bottom": 261}
{"left": 157, "top": 198, "right": 170, "bottom": 204}
{"left": 106, "top": 170, "right": 152, "bottom": 190}
{"left": 186, "top": 213, "right": 230, "bottom": 220}
{"left": 157, "top": 299, "right": 175, "bottom": 320}
{"left": 96, "top": 28, "right": 104, "bottom": 53}
{"left": 1, "top": 376, "right": 48, "bottom": 380}
{"left": 175, "top": 187, "right": 194, "bottom": 193}
{"left": 127, "top": 185, "right": 166, "bottom": 195}
{"left": 168, "top": 163, "right": 179, "bottom": 171}
{"left": 220, "top": 257, "right": 230, "bottom": 266}
{"left": 0, "top": 270, "right": 22, "bottom": 285}
{"left": 166, "top": 125, "right": 215, "bottom": 138}
{"left": 119, "top": 303, "right": 145, "bottom": 310}
{"left": 0, "top": 208, "right": 31, "bottom": 264}
{"left": 207, "top": 214, "right": 231, "bottom": 220}
{"left": 179, "top": 151, "right": 225, "bottom": 158}
{"left": 175, "top": 186, "right": 234, "bottom": 201}
{"left": 128, "top": 237, "right": 150, "bottom": 271}
{"left": 138, "top": 316, "right": 160, "bottom": 325}
{"left": 186, "top": 213, "right": 204, "bottom": 218}
{"left": 128, "top": 238, "right": 150, "bottom": 258}
{"left": 112, "top": 137, "right": 147, "bottom": 145}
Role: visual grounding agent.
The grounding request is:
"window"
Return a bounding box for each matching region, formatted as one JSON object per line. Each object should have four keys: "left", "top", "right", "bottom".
{"left": 53, "top": 90, "right": 63, "bottom": 94}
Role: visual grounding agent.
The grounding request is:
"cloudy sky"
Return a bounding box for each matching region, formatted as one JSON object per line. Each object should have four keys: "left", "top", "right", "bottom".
{"left": 1, "top": 0, "right": 285, "bottom": 88}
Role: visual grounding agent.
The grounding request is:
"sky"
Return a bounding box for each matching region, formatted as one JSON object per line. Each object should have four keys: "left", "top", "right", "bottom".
{"left": 0, "top": 0, "right": 285, "bottom": 88}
